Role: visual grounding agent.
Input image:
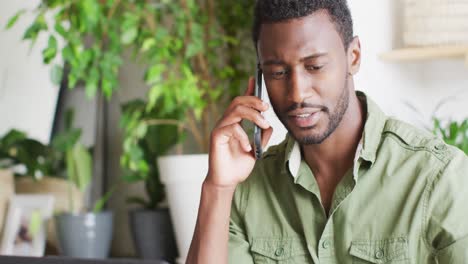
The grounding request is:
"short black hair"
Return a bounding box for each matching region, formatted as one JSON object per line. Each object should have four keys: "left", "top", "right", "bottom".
{"left": 252, "top": 0, "right": 354, "bottom": 50}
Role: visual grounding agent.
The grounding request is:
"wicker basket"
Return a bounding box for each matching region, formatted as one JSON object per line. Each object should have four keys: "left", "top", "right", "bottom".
{"left": 403, "top": 0, "right": 468, "bottom": 47}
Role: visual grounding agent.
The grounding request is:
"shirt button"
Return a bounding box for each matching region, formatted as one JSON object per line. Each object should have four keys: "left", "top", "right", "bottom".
{"left": 322, "top": 240, "right": 330, "bottom": 249}
{"left": 434, "top": 143, "right": 446, "bottom": 151}
{"left": 275, "top": 247, "right": 284, "bottom": 257}
{"left": 375, "top": 249, "right": 384, "bottom": 259}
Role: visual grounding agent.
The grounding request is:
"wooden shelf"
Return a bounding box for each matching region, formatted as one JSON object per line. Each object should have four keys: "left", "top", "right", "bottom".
{"left": 379, "top": 45, "right": 468, "bottom": 66}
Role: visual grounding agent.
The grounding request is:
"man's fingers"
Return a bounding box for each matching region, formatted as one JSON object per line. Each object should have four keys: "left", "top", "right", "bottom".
{"left": 226, "top": 96, "right": 268, "bottom": 114}
{"left": 218, "top": 105, "right": 270, "bottom": 129}
{"left": 261, "top": 127, "right": 274, "bottom": 149}
{"left": 212, "top": 123, "right": 252, "bottom": 152}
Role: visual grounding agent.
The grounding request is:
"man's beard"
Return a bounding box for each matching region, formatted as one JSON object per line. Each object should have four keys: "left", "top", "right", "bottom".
{"left": 275, "top": 79, "right": 350, "bottom": 145}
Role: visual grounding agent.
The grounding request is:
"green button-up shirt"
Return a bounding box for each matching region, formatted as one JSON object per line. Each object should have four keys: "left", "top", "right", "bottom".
{"left": 228, "top": 92, "right": 468, "bottom": 263}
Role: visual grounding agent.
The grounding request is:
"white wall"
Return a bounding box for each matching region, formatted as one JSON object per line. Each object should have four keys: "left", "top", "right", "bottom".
{"left": 350, "top": 0, "right": 468, "bottom": 127}
{"left": 0, "top": 1, "right": 60, "bottom": 143}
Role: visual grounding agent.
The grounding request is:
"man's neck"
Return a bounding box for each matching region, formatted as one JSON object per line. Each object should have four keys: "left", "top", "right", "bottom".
{"left": 301, "top": 90, "right": 365, "bottom": 179}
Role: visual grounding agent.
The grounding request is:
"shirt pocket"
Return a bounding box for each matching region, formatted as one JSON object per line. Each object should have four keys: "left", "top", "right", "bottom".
{"left": 250, "top": 237, "right": 310, "bottom": 264}
{"left": 349, "top": 236, "right": 410, "bottom": 264}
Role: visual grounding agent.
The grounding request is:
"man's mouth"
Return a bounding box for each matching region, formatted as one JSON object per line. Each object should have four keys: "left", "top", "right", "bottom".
{"left": 288, "top": 110, "right": 322, "bottom": 128}
{"left": 296, "top": 113, "right": 313, "bottom": 118}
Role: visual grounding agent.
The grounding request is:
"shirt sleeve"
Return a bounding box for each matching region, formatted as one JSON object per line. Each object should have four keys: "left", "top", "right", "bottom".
{"left": 228, "top": 184, "right": 254, "bottom": 264}
{"left": 425, "top": 147, "right": 468, "bottom": 263}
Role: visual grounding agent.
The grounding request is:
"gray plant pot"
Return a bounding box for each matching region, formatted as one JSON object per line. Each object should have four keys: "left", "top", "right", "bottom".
{"left": 130, "top": 209, "right": 178, "bottom": 262}
{"left": 55, "top": 211, "right": 113, "bottom": 258}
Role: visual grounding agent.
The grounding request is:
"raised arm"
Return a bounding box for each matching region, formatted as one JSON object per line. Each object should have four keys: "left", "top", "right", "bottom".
{"left": 186, "top": 78, "right": 273, "bottom": 264}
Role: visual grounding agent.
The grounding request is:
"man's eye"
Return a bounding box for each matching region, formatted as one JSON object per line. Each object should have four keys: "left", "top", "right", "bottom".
{"left": 306, "top": 65, "right": 323, "bottom": 71}
{"left": 271, "top": 70, "right": 288, "bottom": 79}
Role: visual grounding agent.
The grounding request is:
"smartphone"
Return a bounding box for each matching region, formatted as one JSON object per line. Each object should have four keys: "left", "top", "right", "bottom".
{"left": 254, "top": 63, "right": 263, "bottom": 160}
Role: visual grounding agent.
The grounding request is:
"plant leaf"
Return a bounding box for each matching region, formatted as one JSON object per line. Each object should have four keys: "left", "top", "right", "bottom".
{"left": 5, "top": 9, "right": 26, "bottom": 29}
{"left": 71, "top": 143, "right": 92, "bottom": 191}
{"left": 126, "top": 196, "right": 149, "bottom": 207}
{"left": 93, "top": 187, "right": 115, "bottom": 213}
{"left": 22, "top": 15, "right": 47, "bottom": 42}
{"left": 121, "top": 27, "right": 138, "bottom": 45}
{"left": 141, "top": 38, "right": 156, "bottom": 52}
{"left": 122, "top": 173, "right": 144, "bottom": 183}
{"left": 51, "top": 64, "right": 63, "bottom": 86}
{"left": 42, "top": 36, "right": 58, "bottom": 64}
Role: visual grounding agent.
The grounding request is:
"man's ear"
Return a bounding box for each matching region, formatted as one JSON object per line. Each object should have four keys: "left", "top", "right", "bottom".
{"left": 347, "top": 36, "right": 361, "bottom": 76}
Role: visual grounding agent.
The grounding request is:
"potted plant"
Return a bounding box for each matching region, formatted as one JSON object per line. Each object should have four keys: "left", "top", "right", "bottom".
{"left": 0, "top": 128, "right": 84, "bottom": 253}
{"left": 8, "top": 1, "right": 256, "bottom": 261}
{"left": 50, "top": 110, "right": 114, "bottom": 259}
{"left": 119, "top": 2, "right": 256, "bottom": 261}
{"left": 0, "top": 110, "right": 114, "bottom": 258}
{"left": 120, "top": 99, "right": 180, "bottom": 261}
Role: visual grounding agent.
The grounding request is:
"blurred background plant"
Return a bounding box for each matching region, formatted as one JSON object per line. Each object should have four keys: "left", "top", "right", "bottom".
{"left": 404, "top": 95, "right": 468, "bottom": 155}
{"left": 7, "top": 0, "right": 256, "bottom": 211}
{"left": 0, "top": 109, "right": 112, "bottom": 213}
{"left": 51, "top": 109, "right": 94, "bottom": 213}
{"left": 433, "top": 119, "right": 468, "bottom": 155}
{"left": 120, "top": 99, "right": 180, "bottom": 209}
{"left": 7, "top": 0, "right": 255, "bottom": 150}
{"left": 0, "top": 129, "right": 59, "bottom": 179}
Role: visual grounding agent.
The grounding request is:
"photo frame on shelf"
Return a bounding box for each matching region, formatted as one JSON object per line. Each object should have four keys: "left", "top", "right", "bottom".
{"left": 0, "top": 194, "right": 54, "bottom": 257}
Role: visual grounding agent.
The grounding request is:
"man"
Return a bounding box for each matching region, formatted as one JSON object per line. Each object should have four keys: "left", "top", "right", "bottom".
{"left": 186, "top": 0, "right": 468, "bottom": 263}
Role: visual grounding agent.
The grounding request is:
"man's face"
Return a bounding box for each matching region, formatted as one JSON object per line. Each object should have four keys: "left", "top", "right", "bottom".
{"left": 258, "top": 11, "right": 355, "bottom": 145}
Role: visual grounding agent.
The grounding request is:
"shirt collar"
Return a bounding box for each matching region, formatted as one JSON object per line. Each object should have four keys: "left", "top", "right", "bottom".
{"left": 357, "top": 91, "right": 387, "bottom": 164}
{"left": 283, "top": 91, "right": 387, "bottom": 179}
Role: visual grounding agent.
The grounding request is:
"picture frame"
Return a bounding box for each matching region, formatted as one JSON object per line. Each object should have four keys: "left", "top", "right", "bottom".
{"left": 0, "top": 194, "right": 54, "bottom": 257}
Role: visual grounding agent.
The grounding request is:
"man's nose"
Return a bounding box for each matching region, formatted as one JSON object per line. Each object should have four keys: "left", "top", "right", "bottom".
{"left": 287, "top": 69, "right": 315, "bottom": 104}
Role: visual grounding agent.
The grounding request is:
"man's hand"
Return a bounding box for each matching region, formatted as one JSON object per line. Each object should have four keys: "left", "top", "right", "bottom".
{"left": 186, "top": 77, "right": 273, "bottom": 264}
{"left": 207, "top": 77, "right": 273, "bottom": 188}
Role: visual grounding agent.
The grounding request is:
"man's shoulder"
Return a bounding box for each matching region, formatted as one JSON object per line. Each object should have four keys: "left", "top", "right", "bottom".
{"left": 381, "top": 117, "right": 463, "bottom": 165}
{"left": 383, "top": 117, "right": 436, "bottom": 146}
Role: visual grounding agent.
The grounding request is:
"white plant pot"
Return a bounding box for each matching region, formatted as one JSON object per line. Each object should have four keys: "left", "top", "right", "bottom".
{"left": 158, "top": 154, "right": 208, "bottom": 263}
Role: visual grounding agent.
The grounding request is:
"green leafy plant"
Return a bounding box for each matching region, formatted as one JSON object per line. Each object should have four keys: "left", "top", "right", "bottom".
{"left": 403, "top": 97, "right": 468, "bottom": 155}
{"left": 7, "top": 0, "right": 255, "bottom": 151}
{"left": 8, "top": 0, "right": 256, "bottom": 210}
{"left": 117, "top": 1, "right": 256, "bottom": 209}
{"left": 0, "top": 110, "right": 113, "bottom": 213}
{"left": 0, "top": 129, "right": 61, "bottom": 179}
{"left": 433, "top": 119, "right": 468, "bottom": 155}
{"left": 55, "top": 110, "right": 93, "bottom": 213}
{"left": 54, "top": 109, "right": 114, "bottom": 213}
{"left": 120, "top": 99, "right": 181, "bottom": 209}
